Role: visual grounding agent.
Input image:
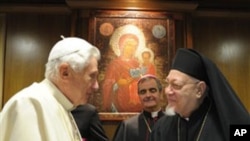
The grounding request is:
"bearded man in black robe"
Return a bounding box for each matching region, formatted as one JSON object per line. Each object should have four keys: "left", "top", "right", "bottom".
{"left": 151, "top": 48, "right": 250, "bottom": 141}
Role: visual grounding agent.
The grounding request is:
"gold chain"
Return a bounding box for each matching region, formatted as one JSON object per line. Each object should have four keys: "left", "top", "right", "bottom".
{"left": 143, "top": 115, "right": 152, "bottom": 133}
{"left": 178, "top": 104, "right": 211, "bottom": 141}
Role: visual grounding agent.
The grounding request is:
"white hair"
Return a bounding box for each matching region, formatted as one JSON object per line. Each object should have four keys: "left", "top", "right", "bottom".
{"left": 45, "top": 44, "right": 100, "bottom": 80}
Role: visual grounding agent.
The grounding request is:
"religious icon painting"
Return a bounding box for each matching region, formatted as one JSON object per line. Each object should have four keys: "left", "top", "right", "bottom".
{"left": 88, "top": 10, "right": 178, "bottom": 120}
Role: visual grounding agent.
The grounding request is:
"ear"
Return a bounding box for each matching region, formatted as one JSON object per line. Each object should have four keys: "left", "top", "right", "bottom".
{"left": 59, "top": 63, "right": 70, "bottom": 79}
{"left": 196, "top": 81, "right": 206, "bottom": 98}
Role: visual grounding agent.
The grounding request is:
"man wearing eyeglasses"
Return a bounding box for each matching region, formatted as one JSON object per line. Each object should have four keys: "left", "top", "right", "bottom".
{"left": 113, "top": 74, "right": 165, "bottom": 141}
{"left": 151, "top": 48, "right": 250, "bottom": 141}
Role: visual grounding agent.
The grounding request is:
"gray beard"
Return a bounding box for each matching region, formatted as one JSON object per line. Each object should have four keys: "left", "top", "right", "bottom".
{"left": 164, "top": 105, "right": 176, "bottom": 116}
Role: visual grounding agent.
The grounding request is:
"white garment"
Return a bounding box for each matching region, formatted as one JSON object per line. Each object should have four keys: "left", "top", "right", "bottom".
{"left": 0, "top": 79, "right": 82, "bottom": 141}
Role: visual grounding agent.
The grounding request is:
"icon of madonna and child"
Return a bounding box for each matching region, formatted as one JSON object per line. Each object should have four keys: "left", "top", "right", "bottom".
{"left": 101, "top": 24, "right": 159, "bottom": 113}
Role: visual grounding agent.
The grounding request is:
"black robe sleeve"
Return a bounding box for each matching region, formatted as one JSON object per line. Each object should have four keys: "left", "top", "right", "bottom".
{"left": 71, "top": 104, "right": 109, "bottom": 141}
{"left": 89, "top": 108, "right": 109, "bottom": 141}
{"left": 113, "top": 115, "right": 140, "bottom": 141}
{"left": 112, "top": 121, "right": 127, "bottom": 141}
{"left": 150, "top": 115, "right": 176, "bottom": 141}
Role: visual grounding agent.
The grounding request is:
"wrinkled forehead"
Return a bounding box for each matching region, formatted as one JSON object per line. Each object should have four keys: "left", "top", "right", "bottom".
{"left": 167, "top": 69, "right": 193, "bottom": 82}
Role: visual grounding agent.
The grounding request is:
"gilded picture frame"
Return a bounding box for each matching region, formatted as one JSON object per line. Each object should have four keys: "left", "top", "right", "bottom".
{"left": 88, "top": 10, "right": 176, "bottom": 121}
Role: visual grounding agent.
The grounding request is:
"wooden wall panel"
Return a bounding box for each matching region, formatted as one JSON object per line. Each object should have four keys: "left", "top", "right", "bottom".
{"left": 0, "top": 14, "right": 6, "bottom": 110}
{"left": 3, "top": 14, "right": 71, "bottom": 104}
{"left": 193, "top": 17, "right": 250, "bottom": 112}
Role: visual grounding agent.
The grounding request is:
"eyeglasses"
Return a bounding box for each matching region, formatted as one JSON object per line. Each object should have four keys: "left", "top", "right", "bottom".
{"left": 165, "top": 81, "right": 199, "bottom": 90}
{"left": 138, "top": 88, "right": 158, "bottom": 95}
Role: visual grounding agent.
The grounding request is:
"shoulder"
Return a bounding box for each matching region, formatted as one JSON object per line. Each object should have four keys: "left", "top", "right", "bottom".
{"left": 3, "top": 81, "right": 55, "bottom": 109}
{"left": 73, "top": 104, "right": 97, "bottom": 112}
{"left": 125, "top": 114, "right": 140, "bottom": 123}
{"left": 119, "top": 114, "right": 140, "bottom": 129}
{"left": 83, "top": 104, "right": 97, "bottom": 111}
{"left": 115, "top": 114, "right": 140, "bottom": 134}
{"left": 156, "top": 115, "right": 167, "bottom": 124}
{"left": 71, "top": 104, "right": 98, "bottom": 118}
{"left": 154, "top": 115, "right": 177, "bottom": 131}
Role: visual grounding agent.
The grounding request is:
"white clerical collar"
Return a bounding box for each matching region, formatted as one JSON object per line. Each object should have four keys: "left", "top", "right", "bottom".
{"left": 43, "top": 79, "right": 74, "bottom": 111}
{"left": 151, "top": 109, "right": 161, "bottom": 118}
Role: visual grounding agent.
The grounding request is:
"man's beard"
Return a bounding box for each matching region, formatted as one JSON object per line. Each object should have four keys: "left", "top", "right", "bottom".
{"left": 164, "top": 105, "right": 176, "bottom": 116}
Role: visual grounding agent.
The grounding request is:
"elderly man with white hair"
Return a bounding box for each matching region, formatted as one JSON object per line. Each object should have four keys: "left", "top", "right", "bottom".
{"left": 0, "top": 37, "right": 101, "bottom": 141}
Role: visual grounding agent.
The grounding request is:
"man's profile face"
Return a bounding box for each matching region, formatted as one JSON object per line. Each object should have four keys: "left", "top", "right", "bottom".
{"left": 69, "top": 57, "right": 99, "bottom": 106}
{"left": 164, "top": 70, "right": 200, "bottom": 117}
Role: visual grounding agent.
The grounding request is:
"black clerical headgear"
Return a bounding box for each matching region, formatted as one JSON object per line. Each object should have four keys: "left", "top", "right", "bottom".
{"left": 170, "top": 48, "right": 250, "bottom": 141}
{"left": 171, "top": 48, "right": 207, "bottom": 82}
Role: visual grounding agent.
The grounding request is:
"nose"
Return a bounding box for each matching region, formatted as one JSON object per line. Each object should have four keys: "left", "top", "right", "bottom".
{"left": 164, "top": 85, "right": 173, "bottom": 96}
{"left": 92, "top": 80, "right": 99, "bottom": 91}
{"left": 145, "top": 91, "right": 151, "bottom": 97}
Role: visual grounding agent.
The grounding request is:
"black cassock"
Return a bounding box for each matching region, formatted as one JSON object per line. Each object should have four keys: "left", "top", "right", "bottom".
{"left": 71, "top": 104, "right": 109, "bottom": 141}
{"left": 113, "top": 110, "right": 164, "bottom": 141}
{"left": 151, "top": 48, "right": 250, "bottom": 141}
{"left": 151, "top": 98, "right": 225, "bottom": 141}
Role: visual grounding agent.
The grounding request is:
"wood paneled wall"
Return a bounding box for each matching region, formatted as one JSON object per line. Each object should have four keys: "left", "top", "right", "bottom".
{"left": 3, "top": 13, "right": 71, "bottom": 104}
{"left": 0, "top": 14, "right": 6, "bottom": 109}
{"left": 192, "top": 17, "right": 250, "bottom": 112}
